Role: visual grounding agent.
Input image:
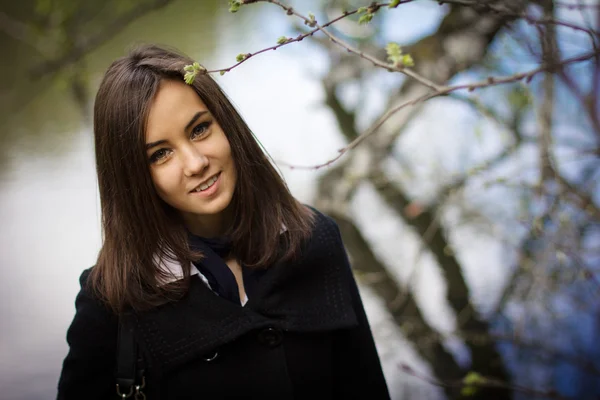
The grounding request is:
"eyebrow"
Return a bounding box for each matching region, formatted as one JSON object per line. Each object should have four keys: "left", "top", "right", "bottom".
{"left": 146, "top": 110, "right": 209, "bottom": 150}
{"left": 185, "top": 110, "right": 208, "bottom": 131}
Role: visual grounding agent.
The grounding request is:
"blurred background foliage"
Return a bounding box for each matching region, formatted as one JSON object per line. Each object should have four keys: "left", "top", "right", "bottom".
{"left": 0, "top": 0, "right": 222, "bottom": 164}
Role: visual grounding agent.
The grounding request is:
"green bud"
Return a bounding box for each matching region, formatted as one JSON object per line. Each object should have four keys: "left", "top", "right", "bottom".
{"left": 463, "top": 372, "right": 485, "bottom": 385}
{"left": 182, "top": 62, "right": 205, "bottom": 85}
{"left": 228, "top": 0, "right": 241, "bottom": 13}
{"left": 461, "top": 386, "right": 477, "bottom": 397}
{"left": 358, "top": 13, "right": 373, "bottom": 24}
{"left": 401, "top": 54, "right": 414, "bottom": 67}
{"left": 220, "top": 70, "right": 226, "bottom": 76}
{"left": 306, "top": 12, "right": 317, "bottom": 27}
{"left": 184, "top": 72, "right": 195, "bottom": 85}
{"left": 460, "top": 372, "right": 485, "bottom": 397}
{"left": 385, "top": 42, "right": 414, "bottom": 68}
{"left": 389, "top": 0, "right": 401, "bottom": 7}
{"left": 236, "top": 53, "right": 248, "bottom": 62}
{"left": 277, "top": 36, "right": 289, "bottom": 45}
{"left": 385, "top": 42, "right": 402, "bottom": 63}
{"left": 357, "top": 7, "right": 368, "bottom": 13}
{"left": 508, "top": 85, "right": 532, "bottom": 109}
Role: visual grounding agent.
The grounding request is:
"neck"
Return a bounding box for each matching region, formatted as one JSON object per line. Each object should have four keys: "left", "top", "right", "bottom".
{"left": 181, "top": 209, "right": 232, "bottom": 238}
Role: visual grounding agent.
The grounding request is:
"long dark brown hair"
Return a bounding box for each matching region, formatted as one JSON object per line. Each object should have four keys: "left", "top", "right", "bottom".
{"left": 90, "top": 44, "right": 314, "bottom": 314}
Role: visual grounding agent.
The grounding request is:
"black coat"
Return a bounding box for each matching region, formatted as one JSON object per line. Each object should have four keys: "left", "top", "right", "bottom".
{"left": 57, "top": 210, "right": 390, "bottom": 399}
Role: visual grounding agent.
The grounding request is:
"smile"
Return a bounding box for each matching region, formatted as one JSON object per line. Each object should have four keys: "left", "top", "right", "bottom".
{"left": 192, "top": 173, "right": 220, "bottom": 193}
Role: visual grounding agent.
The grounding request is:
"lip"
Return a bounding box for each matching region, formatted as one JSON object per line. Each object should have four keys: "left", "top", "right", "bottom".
{"left": 189, "top": 172, "right": 221, "bottom": 197}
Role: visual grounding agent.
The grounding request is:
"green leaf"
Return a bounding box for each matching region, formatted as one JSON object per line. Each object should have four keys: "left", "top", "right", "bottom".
{"left": 461, "top": 386, "right": 477, "bottom": 397}
{"left": 358, "top": 13, "right": 373, "bottom": 24}
{"left": 228, "top": 0, "right": 242, "bottom": 13}
{"left": 357, "top": 7, "right": 368, "bottom": 14}
{"left": 461, "top": 372, "right": 485, "bottom": 397}
{"left": 184, "top": 72, "right": 196, "bottom": 85}
{"left": 508, "top": 85, "right": 532, "bottom": 109}
{"left": 277, "top": 36, "right": 289, "bottom": 45}
{"left": 385, "top": 43, "right": 414, "bottom": 68}
{"left": 401, "top": 54, "right": 414, "bottom": 67}
{"left": 385, "top": 42, "right": 402, "bottom": 63}
{"left": 463, "top": 372, "right": 485, "bottom": 385}
{"left": 182, "top": 62, "right": 205, "bottom": 85}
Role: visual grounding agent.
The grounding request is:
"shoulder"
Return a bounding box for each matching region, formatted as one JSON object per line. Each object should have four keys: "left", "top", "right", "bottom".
{"left": 287, "top": 205, "right": 349, "bottom": 274}
{"left": 78, "top": 266, "right": 94, "bottom": 289}
{"left": 75, "top": 266, "right": 106, "bottom": 307}
{"left": 304, "top": 205, "right": 343, "bottom": 242}
{"left": 63, "top": 266, "right": 118, "bottom": 359}
{"left": 266, "top": 206, "right": 357, "bottom": 331}
{"left": 69, "top": 267, "right": 118, "bottom": 332}
{"left": 57, "top": 268, "right": 119, "bottom": 398}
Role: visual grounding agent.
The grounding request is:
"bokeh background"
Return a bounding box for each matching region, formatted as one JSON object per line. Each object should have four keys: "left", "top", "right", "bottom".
{"left": 0, "top": 0, "right": 599, "bottom": 399}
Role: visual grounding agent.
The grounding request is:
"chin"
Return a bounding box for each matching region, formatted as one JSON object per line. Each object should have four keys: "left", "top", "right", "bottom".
{"left": 191, "top": 193, "right": 234, "bottom": 217}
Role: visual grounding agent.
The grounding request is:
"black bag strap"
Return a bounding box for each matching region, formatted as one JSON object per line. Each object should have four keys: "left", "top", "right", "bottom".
{"left": 115, "top": 314, "right": 146, "bottom": 399}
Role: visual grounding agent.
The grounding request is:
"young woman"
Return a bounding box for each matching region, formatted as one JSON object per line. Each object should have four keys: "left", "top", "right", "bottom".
{"left": 57, "top": 44, "right": 390, "bottom": 399}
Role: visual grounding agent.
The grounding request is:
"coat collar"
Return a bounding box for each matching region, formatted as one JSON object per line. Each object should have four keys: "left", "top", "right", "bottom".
{"left": 132, "top": 210, "right": 358, "bottom": 375}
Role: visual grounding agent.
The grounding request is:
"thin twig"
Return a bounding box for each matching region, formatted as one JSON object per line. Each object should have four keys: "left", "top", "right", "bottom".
{"left": 204, "top": 2, "right": 382, "bottom": 74}
{"left": 554, "top": 1, "right": 600, "bottom": 9}
{"left": 270, "top": 0, "right": 443, "bottom": 90}
{"left": 276, "top": 50, "right": 599, "bottom": 170}
{"left": 440, "top": 0, "right": 600, "bottom": 38}
{"left": 228, "top": 1, "right": 443, "bottom": 91}
{"left": 398, "top": 362, "right": 573, "bottom": 399}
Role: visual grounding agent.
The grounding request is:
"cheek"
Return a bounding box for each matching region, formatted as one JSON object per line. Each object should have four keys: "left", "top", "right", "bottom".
{"left": 150, "top": 167, "right": 180, "bottom": 202}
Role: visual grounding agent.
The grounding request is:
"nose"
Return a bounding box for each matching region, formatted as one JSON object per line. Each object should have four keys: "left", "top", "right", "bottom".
{"left": 180, "top": 145, "right": 208, "bottom": 177}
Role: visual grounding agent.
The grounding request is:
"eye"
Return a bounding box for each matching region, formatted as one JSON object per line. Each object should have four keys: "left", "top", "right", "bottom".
{"left": 191, "top": 121, "right": 212, "bottom": 140}
{"left": 149, "top": 148, "right": 172, "bottom": 164}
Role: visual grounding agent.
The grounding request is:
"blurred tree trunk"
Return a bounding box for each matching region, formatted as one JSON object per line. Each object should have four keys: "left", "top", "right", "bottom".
{"left": 314, "top": 3, "right": 525, "bottom": 399}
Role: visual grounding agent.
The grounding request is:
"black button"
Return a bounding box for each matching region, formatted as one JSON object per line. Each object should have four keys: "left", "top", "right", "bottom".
{"left": 257, "top": 327, "right": 283, "bottom": 347}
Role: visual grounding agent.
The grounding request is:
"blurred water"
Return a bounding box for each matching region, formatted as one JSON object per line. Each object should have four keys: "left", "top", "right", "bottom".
{"left": 0, "top": 131, "right": 100, "bottom": 400}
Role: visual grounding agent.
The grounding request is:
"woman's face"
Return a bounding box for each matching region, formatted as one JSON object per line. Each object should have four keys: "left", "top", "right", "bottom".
{"left": 145, "top": 79, "right": 237, "bottom": 233}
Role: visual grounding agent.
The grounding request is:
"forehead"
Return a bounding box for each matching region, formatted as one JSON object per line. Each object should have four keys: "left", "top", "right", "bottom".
{"left": 146, "top": 79, "right": 208, "bottom": 140}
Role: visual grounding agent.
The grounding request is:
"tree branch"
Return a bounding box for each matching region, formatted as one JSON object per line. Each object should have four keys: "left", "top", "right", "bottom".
{"left": 399, "top": 362, "right": 572, "bottom": 400}
{"left": 370, "top": 167, "right": 510, "bottom": 388}
{"left": 322, "top": 211, "right": 464, "bottom": 399}
{"left": 279, "top": 49, "right": 599, "bottom": 170}
{"left": 537, "top": 1, "right": 557, "bottom": 186}
{"left": 0, "top": 11, "right": 48, "bottom": 56}
{"left": 31, "top": 0, "right": 174, "bottom": 77}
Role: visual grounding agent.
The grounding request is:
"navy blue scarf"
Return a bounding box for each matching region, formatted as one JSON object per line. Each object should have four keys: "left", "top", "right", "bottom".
{"left": 188, "top": 234, "right": 266, "bottom": 305}
{"left": 188, "top": 234, "right": 240, "bottom": 304}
